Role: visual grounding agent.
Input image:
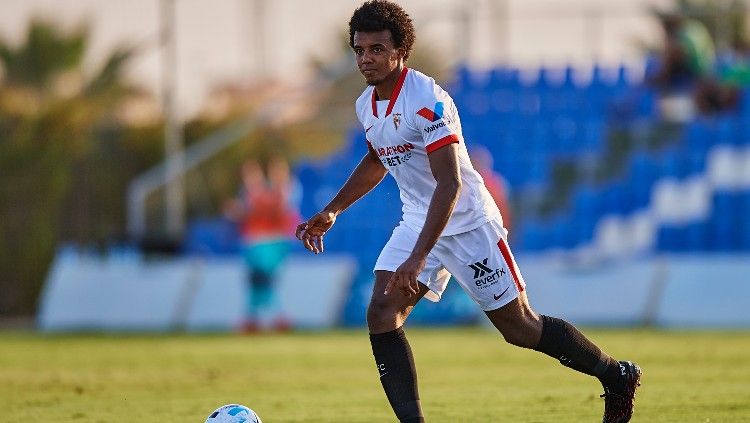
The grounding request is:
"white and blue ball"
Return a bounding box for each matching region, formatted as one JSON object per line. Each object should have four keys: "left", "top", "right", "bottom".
{"left": 204, "top": 404, "right": 262, "bottom": 423}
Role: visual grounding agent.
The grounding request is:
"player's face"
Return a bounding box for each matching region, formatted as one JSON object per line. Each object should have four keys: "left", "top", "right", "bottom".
{"left": 353, "top": 30, "right": 404, "bottom": 86}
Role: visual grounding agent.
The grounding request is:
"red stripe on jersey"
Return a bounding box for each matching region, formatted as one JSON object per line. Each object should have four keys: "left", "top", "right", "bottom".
{"left": 425, "top": 134, "right": 459, "bottom": 154}
{"left": 371, "top": 89, "right": 378, "bottom": 118}
{"left": 385, "top": 67, "right": 408, "bottom": 117}
{"left": 497, "top": 238, "right": 525, "bottom": 292}
{"left": 370, "top": 67, "right": 409, "bottom": 118}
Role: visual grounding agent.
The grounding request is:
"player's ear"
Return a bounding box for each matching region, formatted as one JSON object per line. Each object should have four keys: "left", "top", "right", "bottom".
{"left": 395, "top": 47, "right": 406, "bottom": 61}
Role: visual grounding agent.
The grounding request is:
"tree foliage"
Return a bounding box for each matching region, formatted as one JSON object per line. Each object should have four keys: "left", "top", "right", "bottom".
{"left": 0, "top": 19, "right": 160, "bottom": 315}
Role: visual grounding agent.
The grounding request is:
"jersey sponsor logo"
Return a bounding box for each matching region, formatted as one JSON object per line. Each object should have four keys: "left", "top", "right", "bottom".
{"left": 381, "top": 153, "right": 412, "bottom": 167}
{"left": 469, "top": 258, "right": 493, "bottom": 278}
{"left": 416, "top": 102, "right": 444, "bottom": 122}
{"left": 470, "top": 257, "right": 506, "bottom": 288}
{"left": 376, "top": 143, "right": 415, "bottom": 157}
{"left": 423, "top": 120, "right": 448, "bottom": 134}
{"left": 376, "top": 142, "right": 415, "bottom": 168}
{"left": 418, "top": 101, "right": 455, "bottom": 134}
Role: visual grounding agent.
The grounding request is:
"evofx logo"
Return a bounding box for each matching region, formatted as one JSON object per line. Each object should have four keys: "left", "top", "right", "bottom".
{"left": 469, "top": 258, "right": 506, "bottom": 288}
{"left": 469, "top": 258, "right": 493, "bottom": 279}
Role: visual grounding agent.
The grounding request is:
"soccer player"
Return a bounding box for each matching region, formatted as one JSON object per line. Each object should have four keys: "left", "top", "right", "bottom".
{"left": 296, "top": 1, "right": 641, "bottom": 422}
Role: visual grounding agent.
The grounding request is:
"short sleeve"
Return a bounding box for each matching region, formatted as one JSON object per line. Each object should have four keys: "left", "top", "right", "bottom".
{"left": 413, "top": 89, "right": 461, "bottom": 154}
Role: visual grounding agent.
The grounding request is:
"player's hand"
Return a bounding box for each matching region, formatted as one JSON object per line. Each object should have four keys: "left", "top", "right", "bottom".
{"left": 295, "top": 210, "right": 337, "bottom": 254}
{"left": 384, "top": 254, "right": 426, "bottom": 298}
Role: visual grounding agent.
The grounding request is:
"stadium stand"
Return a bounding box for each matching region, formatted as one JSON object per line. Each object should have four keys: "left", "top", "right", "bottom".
{"left": 183, "top": 61, "right": 750, "bottom": 324}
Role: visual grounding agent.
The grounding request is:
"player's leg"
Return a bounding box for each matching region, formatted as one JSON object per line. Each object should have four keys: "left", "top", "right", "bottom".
{"left": 482, "top": 240, "right": 640, "bottom": 423}
{"left": 440, "top": 219, "right": 640, "bottom": 422}
{"left": 485, "top": 294, "right": 641, "bottom": 423}
{"left": 485, "top": 293, "right": 624, "bottom": 383}
{"left": 368, "top": 270, "right": 430, "bottom": 333}
{"left": 368, "top": 270, "right": 429, "bottom": 423}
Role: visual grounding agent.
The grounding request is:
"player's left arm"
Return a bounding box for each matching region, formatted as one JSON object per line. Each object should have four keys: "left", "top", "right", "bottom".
{"left": 385, "top": 143, "right": 461, "bottom": 297}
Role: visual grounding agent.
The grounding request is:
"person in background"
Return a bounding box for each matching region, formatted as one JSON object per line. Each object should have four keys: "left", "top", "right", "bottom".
{"left": 469, "top": 146, "right": 512, "bottom": 233}
{"left": 649, "top": 11, "right": 745, "bottom": 115}
{"left": 226, "top": 158, "right": 301, "bottom": 332}
{"left": 651, "top": 11, "right": 715, "bottom": 90}
{"left": 694, "top": 40, "right": 750, "bottom": 114}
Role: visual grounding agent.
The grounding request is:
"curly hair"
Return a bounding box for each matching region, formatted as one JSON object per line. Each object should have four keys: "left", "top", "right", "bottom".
{"left": 349, "top": 0, "right": 416, "bottom": 61}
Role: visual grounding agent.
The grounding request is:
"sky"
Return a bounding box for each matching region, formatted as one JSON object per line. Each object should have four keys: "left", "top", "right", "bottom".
{"left": 0, "top": 0, "right": 670, "bottom": 118}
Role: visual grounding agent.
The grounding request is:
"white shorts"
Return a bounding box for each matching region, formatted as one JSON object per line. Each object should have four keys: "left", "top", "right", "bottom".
{"left": 374, "top": 218, "right": 526, "bottom": 311}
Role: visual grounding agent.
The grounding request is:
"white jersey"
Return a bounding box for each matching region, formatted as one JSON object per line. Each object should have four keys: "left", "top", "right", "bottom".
{"left": 355, "top": 67, "right": 501, "bottom": 236}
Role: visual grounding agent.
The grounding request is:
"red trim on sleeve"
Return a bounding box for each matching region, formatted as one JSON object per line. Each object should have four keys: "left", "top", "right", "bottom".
{"left": 425, "top": 134, "right": 459, "bottom": 154}
{"left": 497, "top": 238, "right": 525, "bottom": 292}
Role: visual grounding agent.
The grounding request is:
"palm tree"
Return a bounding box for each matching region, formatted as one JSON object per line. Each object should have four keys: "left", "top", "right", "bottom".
{"left": 0, "top": 19, "right": 144, "bottom": 316}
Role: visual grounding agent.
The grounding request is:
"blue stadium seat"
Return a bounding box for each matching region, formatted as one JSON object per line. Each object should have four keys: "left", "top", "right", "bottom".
{"left": 549, "top": 214, "right": 577, "bottom": 249}
{"left": 716, "top": 114, "right": 742, "bottom": 146}
{"left": 739, "top": 87, "right": 750, "bottom": 118}
{"left": 490, "top": 87, "right": 518, "bottom": 116}
{"left": 684, "top": 150, "right": 707, "bottom": 176}
{"left": 489, "top": 67, "right": 518, "bottom": 90}
{"left": 580, "top": 118, "right": 605, "bottom": 153}
{"left": 636, "top": 88, "right": 658, "bottom": 119}
{"left": 451, "top": 64, "right": 473, "bottom": 92}
{"left": 600, "top": 180, "right": 630, "bottom": 215}
{"left": 658, "top": 148, "right": 687, "bottom": 179}
{"left": 684, "top": 221, "right": 708, "bottom": 251}
{"left": 656, "top": 225, "right": 684, "bottom": 252}
{"left": 740, "top": 191, "right": 750, "bottom": 249}
{"left": 184, "top": 218, "right": 240, "bottom": 255}
{"left": 522, "top": 155, "right": 551, "bottom": 188}
{"left": 570, "top": 182, "right": 595, "bottom": 212}
{"left": 463, "top": 91, "right": 492, "bottom": 117}
{"left": 708, "top": 192, "right": 742, "bottom": 251}
{"left": 614, "top": 64, "right": 630, "bottom": 92}
{"left": 683, "top": 118, "right": 716, "bottom": 156}
{"left": 550, "top": 115, "right": 579, "bottom": 158}
{"left": 517, "top": 220, "right": 547, "bottom": 251}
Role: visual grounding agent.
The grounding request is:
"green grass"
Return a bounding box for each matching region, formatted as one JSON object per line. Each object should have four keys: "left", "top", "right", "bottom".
{"left": 1, "top": 328, "right": 749, "bottom": 422}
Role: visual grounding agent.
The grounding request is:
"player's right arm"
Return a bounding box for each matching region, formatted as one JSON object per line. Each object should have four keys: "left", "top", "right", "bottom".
{"left": 296, "top": 143, "right": 387, "bottom": 254}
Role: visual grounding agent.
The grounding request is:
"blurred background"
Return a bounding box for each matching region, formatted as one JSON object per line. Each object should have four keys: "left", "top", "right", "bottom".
{"left": 2, "top": 0, "right": 749, "bottom": 332}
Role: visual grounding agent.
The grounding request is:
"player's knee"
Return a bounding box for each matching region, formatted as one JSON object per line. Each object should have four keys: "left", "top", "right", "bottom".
{"left": 493, "top": 315, "right": 540, "bottom": 348}
{"left": 500, "top": 328, "right": 534, "bottom": 348}
{"left": 367, "top": 297, "right": 401, "bottom": 331}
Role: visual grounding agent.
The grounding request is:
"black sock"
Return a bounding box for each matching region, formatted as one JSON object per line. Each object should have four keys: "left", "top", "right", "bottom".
{"left": 533, "top": 315, "right": 624, "bottom": 388}
{"left": 370, "top": 327, "right": 424, "bottom": 423}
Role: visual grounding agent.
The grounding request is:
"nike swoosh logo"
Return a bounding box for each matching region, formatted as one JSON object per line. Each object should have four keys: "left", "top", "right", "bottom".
{"left": 365, "top": 125, "right": 374, "bottom": 133}
{"left": 493, "top": 287, "right": 510, "bottom": 301}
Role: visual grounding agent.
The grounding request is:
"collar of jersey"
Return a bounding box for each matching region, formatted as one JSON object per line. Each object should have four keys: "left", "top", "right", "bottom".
{"left": 370, "top": 66, "right": 409, "bottom": 119}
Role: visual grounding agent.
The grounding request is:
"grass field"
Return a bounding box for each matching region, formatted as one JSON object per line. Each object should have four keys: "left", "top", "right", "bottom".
{"left": 1, "top": 328, "right": 749, "bottom": 422}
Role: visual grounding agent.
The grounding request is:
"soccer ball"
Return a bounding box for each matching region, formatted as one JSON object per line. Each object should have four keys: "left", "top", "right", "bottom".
{"left": 204, "top": 404, "right": 262, "bottom": 423}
